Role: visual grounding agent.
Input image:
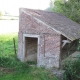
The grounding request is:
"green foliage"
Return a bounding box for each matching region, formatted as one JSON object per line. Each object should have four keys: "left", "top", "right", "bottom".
{"left": 77, "top": 39, "right": 80, "bottom": 51}
{"left": 0, "top": 56, "right": 28, "bottom": 68}
{"left": 63, "top": 58, "right": 80, "bottom": 80}
{"left": 51, "top": 0, "right": 80, "bottom": 23}
{"left": 0, "top": 33, "right": 18, "bottom": 56}
{"left": 0, "top": 56, "right": 58, "bottom": 80}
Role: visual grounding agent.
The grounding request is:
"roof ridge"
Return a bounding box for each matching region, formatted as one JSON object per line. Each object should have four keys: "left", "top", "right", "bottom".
{"left": 20, "top": 8, "right": 80, "bottom": 41}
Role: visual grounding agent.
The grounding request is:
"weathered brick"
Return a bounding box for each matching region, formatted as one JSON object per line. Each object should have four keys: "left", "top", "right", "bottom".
{"left": 18, "top": 8, "right": 61, "bottom": 68}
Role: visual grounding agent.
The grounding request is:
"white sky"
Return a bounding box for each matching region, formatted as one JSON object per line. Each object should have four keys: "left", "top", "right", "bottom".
{"left": 0, "top": 0, "right": 51, "bottom": 15}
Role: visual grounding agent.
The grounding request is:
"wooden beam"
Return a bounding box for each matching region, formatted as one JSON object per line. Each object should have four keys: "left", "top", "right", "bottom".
{"left": 62, "top": 40, "right": 71, "bottom": 48}
{"left": 13, "top": 38, "right": 16, "bottom": 55}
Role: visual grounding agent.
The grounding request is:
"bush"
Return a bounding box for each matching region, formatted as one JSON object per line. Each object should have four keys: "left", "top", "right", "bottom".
{"left": 0, "top": 56, "right": 29, "bottom": 69}
{"left": 51, "top": 0, "right": 80, "bottom": 23}
{"left": 63, "top": 58, "right": 80, "bottom": 80}
{"left": 77, "top": 39, "right": 80, "bottom": 51}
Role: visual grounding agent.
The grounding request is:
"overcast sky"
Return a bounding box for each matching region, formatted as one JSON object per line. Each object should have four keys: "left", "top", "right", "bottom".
{"left": 0, "top": 0, "right": 53, "bottom": 15}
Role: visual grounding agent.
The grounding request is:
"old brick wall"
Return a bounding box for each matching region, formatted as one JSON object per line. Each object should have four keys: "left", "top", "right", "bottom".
{"left": 37, "top": 34, "right": 61, "bottom": 68}
{"left": 18, "top": 9, "right": 61, "bottom": 68}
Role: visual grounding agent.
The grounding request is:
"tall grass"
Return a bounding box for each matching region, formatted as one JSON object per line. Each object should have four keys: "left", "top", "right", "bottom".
{"left": 0, "top": 33, "right": 18, "bottom": 56}
{"left": 63, "top": 57, "right": 80, "bottom": 80}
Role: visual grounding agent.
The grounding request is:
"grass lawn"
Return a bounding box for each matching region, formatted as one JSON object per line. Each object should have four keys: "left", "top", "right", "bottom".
{"left": 0, "top": 33, "right": 59, "bottom": 80}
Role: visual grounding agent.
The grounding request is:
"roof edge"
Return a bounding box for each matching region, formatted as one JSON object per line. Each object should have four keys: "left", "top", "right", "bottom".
{"left": 20, "top": 8, "right": 74, "bottom": 41}
{"left": 20, "top": 8, "right": 61, "bottom": 33}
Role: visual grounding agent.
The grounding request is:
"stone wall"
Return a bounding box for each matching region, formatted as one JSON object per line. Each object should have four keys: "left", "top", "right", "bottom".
{"left": 18, "top": 9, "right": 61, "bottom": 68}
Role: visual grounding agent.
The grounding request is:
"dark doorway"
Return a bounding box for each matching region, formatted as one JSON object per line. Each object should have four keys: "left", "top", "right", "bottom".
{"left": 25, "top": 37, "right": 38, "bottom": 63}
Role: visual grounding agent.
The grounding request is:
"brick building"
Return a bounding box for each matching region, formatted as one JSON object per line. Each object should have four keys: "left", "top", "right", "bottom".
{"left": 18, "top": 8, "right": 80, "bottom": 68}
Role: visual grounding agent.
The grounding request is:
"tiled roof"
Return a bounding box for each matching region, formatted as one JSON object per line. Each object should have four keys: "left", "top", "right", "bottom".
{"left": 20, "top": 8, "right": 80, "bottom": 41}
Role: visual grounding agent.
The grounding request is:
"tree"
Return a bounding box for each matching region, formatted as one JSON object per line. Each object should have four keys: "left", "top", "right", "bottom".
{"left": 51, "top": 0, "right": 80, "bottom": 23}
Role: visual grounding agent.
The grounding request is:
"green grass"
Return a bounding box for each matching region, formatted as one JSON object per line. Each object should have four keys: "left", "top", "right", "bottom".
{"left": 0, "top": 33, "right": 59, "bottom": 80}
{"left": 0, "top": 33, "right": 18, "bottom": 56}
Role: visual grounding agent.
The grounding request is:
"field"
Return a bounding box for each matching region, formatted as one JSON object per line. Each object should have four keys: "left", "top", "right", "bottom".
{"left": 0, "top": 15, "right": 19, "bottom": 20}
{"left": 0, "top": 33, "right": 58, "bottom": 80}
